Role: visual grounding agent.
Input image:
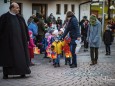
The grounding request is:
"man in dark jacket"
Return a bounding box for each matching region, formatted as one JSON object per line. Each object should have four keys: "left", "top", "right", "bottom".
{"left": 0, "top": 2, "right": 31, "bottom": 79}
{"left": 60, "top": 11, "right": 81, "bottom": 68}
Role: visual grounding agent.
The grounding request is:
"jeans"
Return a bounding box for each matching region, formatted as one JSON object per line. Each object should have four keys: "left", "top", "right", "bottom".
{"left": 70, "top": 44, "right": 77, "bottom": 66}
{"left": 55, "top": 54, "right": 61, "bottom": 64}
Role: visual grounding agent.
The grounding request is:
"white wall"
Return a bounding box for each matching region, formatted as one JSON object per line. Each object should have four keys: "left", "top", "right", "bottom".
{"left": 47, "top": 1, "right": 80, "bottom": 23}
{"left": 0, "top": 0, "right": 10, "bottom": 16}
{"left": 12, "top": 0, "right": 90, "bottom": 23}
{"left": 27, "top": 0, "right": 87, "bottom": 22}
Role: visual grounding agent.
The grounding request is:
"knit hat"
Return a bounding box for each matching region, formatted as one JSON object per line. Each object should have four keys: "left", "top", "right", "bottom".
{"left": 45, "top": 32, "right": 50, "bottom": 38}
{"left": 90, "top": 14, "right": 97, "bottom": 26}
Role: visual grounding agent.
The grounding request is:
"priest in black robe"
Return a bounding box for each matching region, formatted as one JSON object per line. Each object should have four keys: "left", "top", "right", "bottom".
{"left": 0, "top": 2, "right": 31, "bottom": 79}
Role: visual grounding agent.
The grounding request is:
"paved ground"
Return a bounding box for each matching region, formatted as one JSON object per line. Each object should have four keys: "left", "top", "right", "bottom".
{"left": 0, "top": 42, "right": 115, "bottom": 86}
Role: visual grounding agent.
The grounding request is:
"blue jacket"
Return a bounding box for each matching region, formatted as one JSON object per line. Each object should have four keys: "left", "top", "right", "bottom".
{"left": 42, "top": 38, "right": 48, "bottom": 50}
{"left": 87, "top": 19, "right": 101, "bottom": 48}
{"left": 61, "top": 16, "right": 81, "bottom": 44}
{"left": 28, "top": 22, "right": 38, "bottom": 38}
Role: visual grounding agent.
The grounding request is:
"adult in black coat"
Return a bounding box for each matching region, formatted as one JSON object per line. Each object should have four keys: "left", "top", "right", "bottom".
{"left": 0, "top": 2, "right": 31, "bottom": 79}
{"left": 60, "top": 11, "right": 81, "bottom": 68}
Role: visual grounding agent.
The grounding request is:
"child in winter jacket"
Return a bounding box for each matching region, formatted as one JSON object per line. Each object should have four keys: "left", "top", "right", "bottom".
{"left": 103, "top": 22, "right": 113, "bottom": 55}
{"left": 52, "top": 37, "right": 63, "bottom": 67}
{"left": 28, "top": 30, "right": 36, "bottom": 66}
{"left": 62, "top": 36, "right": 71, "bottom": 65}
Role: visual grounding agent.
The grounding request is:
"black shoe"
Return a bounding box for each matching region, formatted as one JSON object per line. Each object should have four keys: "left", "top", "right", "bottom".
{"left": 3, "top": 75, "right": 8, "bottom": 79}
{"left": 69, "top": 64, "right": 73, "bottom": 66}
{"left": 70, "top": 65, "right": 77, "bottom": 68}
{"left": 90, "top": 62, "right": 95, "bottom": 66}
{"left": 57, "top": 63, "right": 60, "bottom": 67}
{"left": 105, "top": 53, "right": 109, "bottom": 55}
{"left": 65, "top": 63, "right": 67, "bottom": 65}
{"left": 94, "top": 61, "right": 97, "bottom": 64}
{"left": 53, "top": 63, "right": 57, "bottom": 68}
{"left": 20, "top": 75, "right": 26, "bottom": 78}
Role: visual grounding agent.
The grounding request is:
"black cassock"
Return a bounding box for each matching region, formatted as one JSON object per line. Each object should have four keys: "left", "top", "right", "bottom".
{"left": 0, "top": 12, "right": 31, "bottom": 75}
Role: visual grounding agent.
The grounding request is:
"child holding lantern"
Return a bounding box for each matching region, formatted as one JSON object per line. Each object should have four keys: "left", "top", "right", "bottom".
{"left": 52, "top": 37, "right": 63, "bottom": 67}
{"left": 28, "top": 30, "right": 36, "bottom": 66}
{"left": 51, "top": 45, "right": 57, "bottom": 66}
{"left": 62, "top": 36, "right": 71, "bottom": 65}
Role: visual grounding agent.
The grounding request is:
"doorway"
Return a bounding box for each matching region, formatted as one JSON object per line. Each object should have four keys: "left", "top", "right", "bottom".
{"left": 32, "top": 4, "right": 47, "bottom": 21}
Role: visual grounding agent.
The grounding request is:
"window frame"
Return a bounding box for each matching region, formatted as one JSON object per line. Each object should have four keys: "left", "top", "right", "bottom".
{"left": 64, "top": 4, "right": 68, "bottom": 14}
{"left": 71, "top": 4, "right": 75, "bottom": 13}
{"left": 56, "top": 4, "right": 61, "bottom": 14}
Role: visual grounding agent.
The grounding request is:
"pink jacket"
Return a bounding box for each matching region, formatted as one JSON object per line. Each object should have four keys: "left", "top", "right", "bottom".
{"left": 28, "top": 38, "right": 35, "bottom": 48}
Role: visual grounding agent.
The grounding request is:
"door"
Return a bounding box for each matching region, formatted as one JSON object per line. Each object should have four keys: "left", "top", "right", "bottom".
{"left": 32, "top": 4, "right": 47, "bottom": 20}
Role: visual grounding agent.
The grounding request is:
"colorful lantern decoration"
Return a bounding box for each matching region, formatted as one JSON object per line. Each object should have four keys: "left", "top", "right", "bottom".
{"left": 51, "top": 52, "right": 57, "bottom": 59}
{"left": 34, "top": 47, "right": 40, "bottom": 54}
{"left": 47, "top": 52, "right": 51, "bottom": 58}
{"left": 46, "top": 47, "right": 51, "bottom": 58}
{"left": 65, "top": 51, "right": 72, "bottom": 58}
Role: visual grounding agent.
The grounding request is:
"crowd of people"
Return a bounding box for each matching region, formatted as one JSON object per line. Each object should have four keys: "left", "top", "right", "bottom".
{"left": 0, "top": 2, "right": 115, "bottom": 79}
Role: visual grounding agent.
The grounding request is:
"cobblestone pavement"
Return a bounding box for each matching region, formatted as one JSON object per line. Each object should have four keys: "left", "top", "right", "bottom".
{"left": 0, "top": 43, "right": 115, "bottom": 86}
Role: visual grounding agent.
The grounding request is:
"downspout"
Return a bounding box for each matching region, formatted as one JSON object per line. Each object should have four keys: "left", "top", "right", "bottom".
{"left": 79, "top": 0, "right": 91, "bottom": 22}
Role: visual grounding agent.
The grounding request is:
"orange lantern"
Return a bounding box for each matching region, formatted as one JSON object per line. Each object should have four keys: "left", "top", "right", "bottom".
{"left": 65, "top": 51, "right": 71, "bottom": 58}
{"left": 34, "top": 47, "right": 40, "bottom": 54}
{"left": 51, "top": 52, "right": 57, "bottom": 59}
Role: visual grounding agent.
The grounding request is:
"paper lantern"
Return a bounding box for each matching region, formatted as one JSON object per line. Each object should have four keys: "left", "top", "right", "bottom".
{"left": 47, "top": 52, "right": 51, "bottom": 58}
{"left": 34, "top": 47, "right": 40, "bottom": 54}
{"left": 65, "top": 51, "right": 71, "bottom": 58}
{"left": 51, "top": 52, "right": 57, "bottom": 59}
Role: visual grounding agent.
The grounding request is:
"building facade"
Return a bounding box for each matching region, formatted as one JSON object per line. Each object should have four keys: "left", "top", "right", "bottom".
{"left": 0, "top": 0, "right": 91, "bottom": 23}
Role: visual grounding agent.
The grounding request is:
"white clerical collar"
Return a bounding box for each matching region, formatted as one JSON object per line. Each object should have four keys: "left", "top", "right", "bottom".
{"left": 9, "top": 11, "right": 16, "bottom": 15}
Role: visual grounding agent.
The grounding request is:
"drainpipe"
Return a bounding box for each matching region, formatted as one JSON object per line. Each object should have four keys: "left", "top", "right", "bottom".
{"left": 79, "top": 0, "right": 91, "bottom": 22}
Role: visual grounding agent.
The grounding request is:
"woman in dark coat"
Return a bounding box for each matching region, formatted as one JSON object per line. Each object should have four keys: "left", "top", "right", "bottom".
{"left": 0, "top": 2, "right": 31, "bottom": 79}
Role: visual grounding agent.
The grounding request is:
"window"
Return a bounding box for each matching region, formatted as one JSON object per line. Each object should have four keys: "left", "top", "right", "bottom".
{"left": 64, "top": 4, "right": 68, "bottom": 14}
{"left": 56, "top": 4, "right": 61, "bottom": 14}
{"left": 71, "top": 4, "right": 75, "bottom": 13}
